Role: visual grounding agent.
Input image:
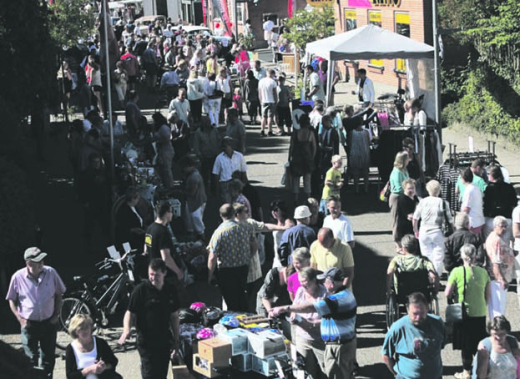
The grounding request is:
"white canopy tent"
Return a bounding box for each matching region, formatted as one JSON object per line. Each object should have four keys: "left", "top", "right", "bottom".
{"left": 305, "top": 25, "right": 437, "bottom": 123}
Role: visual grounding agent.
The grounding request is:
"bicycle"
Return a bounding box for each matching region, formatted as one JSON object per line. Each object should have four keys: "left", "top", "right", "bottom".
{"left": 57, "top": 250, "right": 139, "bottom": 349}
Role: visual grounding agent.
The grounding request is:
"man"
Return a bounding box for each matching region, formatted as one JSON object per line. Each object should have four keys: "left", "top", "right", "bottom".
{"left": 208, "top": 204, "right": 254, "bottom": 312}
{"left": 382, "top": 292, "right": 446, "bottom": 379}
{"left": 483, "top": 165, "right": 517, "bottom": 241}
{"left": 181, "top": 156, "right": 207, "bottom": 241}
{"left": 121, "top": 46, "right": 139, "bottom": 91}
{"left": 444, "top": 213, "right": 481, "bottom": 273}
{"left": 456, "top": 158, "right": 487, "bottom": 200}
{"left": 6, "top": 248, "right": 66, "bottom": 378}
{"left": 212, "top": 137, "right": 247, "bottom": 203}
{"left": 262, "top": 17, "right": 275, "bottom": 48}
{"left": 125, "top": 90, "right": 142, "bottom": 138}
{"left": 318, "top": 60, "right": 340, "bottom": 105}
{"left": 270, "top": 268, "right": 357, "bottom": 379}
{"left": 119, "top": 259, "right": 180, "bottom": 379}
{"left": 278, "top": 205, "right": 317, "bottom": 266}
{"left": 352, "top": 68, "right": 375, "bottom": 108}
{"left": 142, "top": 40, "right": 159, "bottom": 91}
{"left": 305, "top": 65, "right": 325, "bottom": 103}
{"left": 485, "top": 216, "right": 515, "bottom": 317}
{"left": 144, "top": 201, "right": 185, "bottom": 282}
{"left": 460, "top": 167, "right": 485, "bottom": 235}
{"left": 310, "top": 228, "right": 354, "bottom": 289}
{"left": 323, "top": 196, "right": 355, "bottom": 249}
{"left": 258, "top": 69, "right": 278, "bottom": 137}
{"left": 252, "top": 60, "right": 267, "bottom": 81}
{"left": 226, "top": 107, "right": 246, "bottom": 153}
{"left": 168, "top": 87, "right": 190, "bottom": 126}
{"left": 161, "top": 65, "right": 180, "bottom": 102}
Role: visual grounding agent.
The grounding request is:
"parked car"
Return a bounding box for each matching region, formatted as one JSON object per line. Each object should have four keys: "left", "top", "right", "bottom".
{"left": 135, "top": 15, "right": 166, "bottom": 36}
{"left": 175, "top": 25, "right": 232, "bottom": 46}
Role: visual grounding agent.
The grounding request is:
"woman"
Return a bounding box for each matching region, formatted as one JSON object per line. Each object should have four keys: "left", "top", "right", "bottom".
{"left": 244, "top": 69, "right": 259, "bottom": 125}
{"left": 152, "top": 112, "right": 174, "bottom": 188}
{"left": 348, "top": 117, "right": 370, "bottom": 193}
{"left": 193, "top": 116, "right": 221, "bottom": 188}
{"left": 403, "top": 98, "right": 427, "bottom": 127}
{"left": 115, "top": 186, "right": 145, "bottom": 252}
{"left": 395, "top": 178, "right": 419, "bottom": 248}
{"left": 235, "top": 44, "right": 251, "bottom": 79}
{"left": 445, "top": 244, "right": 490, "bottom": 379}
{"left": 386, "top": 234, "right": 439, "bottom": 296}
{"left": 206, "top": 53, "right": 219, "bottom": 77}
{"left": 229, "top": 179, "right": 251, "bottom": 218}
{"left": 473, "top": 316, "right": 520, "bottom": 379}
{"left": 389, "top": 151, "right": 410, "bottom": 236}
{"left": 58, "top": 61, "right": 73, "bottom": 120}
{"left": 113, "top": 61, "right": 128, "bottom": 109}
{"left": 175, "top": 46, "right": 187, "bottom": 68}
{"left": 65, "top": 314, "right": 120, "bottom": 379}
{"left": 291, "top": 267, "right": 327, "bottom": 379}
{"left": 413, "top": 180, "right": 453, "bottom": 277}
{"left": 217, "top": 67, "right": 232, "bottom": 123}
{"left": 256, "top": 263, "right": 295, "bottom": 316}
{"left": 186, "top": 70, "right": 204, "bottom": 123}
{"left": 88, "top": 57, "right": 104, "bottom": 117}
{"left": 289, "top": 114, "right": 317, "bottom": 202}
{"left": 203, "top": 73, "right": 221, "bottom": 127}
{"left": 287, "top": 247, "right": 312, "bottom": 301}
{"left": 271, "top": 200, "right": 295, "bottom": 268}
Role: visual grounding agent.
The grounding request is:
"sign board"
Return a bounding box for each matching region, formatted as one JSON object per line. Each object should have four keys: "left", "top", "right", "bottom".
{"left": 306, "top": 0, "right": 334, "bottom": 7}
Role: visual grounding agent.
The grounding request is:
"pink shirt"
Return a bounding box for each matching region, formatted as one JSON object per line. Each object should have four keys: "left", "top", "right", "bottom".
{"left": 287, "top": 272, "right": 301, "bottom": 297}
{"left": 6, "top": 266, "right": 66, "bottom": 321}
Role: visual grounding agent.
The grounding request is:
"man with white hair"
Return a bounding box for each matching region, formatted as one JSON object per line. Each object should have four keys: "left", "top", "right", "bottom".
{"left": 485, "top": 216, "right": 515, "bottom": 317}
{"left": 444, "top": 213, "right": 481, "bottom": 273}
{"left": 278, "top": 205, "right": 317, "bottom": 266}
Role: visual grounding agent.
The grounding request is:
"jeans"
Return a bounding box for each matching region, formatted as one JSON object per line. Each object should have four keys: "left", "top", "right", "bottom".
{"left": 205, "top": 98, "right": 221, "bottom": 126}
{"left": 21, "top": 318, "right": 57, "bottom": 378}
{"left": 184, "top": 202, "right": 206, "bottom": 235}
{"left": 418, "top": 229, "right": 445, "bottom": 276}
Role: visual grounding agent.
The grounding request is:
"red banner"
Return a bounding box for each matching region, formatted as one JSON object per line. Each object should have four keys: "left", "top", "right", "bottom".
{"left": 212, "top": 0, "right": 232, "bottom": 36}
{"left": 202, "top": 0, "right": 207, "bottom": 24}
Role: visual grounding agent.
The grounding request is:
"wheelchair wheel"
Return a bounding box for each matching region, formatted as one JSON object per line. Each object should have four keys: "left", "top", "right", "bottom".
{"left": 386, "top": 293, "right": 399, "bottom": 330}
{"left": 429, "top": 296, "right": 440, "bottom": 316}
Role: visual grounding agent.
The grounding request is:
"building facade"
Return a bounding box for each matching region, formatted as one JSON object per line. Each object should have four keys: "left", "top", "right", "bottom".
{"left": 335, "top": 0, "right": 433, "bottom": 87}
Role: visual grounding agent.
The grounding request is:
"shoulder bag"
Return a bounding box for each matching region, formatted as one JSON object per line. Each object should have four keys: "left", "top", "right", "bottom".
{"left": 445, "top": 267, "right": 466, "bottom": 324}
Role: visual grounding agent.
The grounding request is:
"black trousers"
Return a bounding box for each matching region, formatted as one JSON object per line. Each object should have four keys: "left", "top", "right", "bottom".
{"left": 137, "top": 335, "right": 170, "bottom": 379}
{"left": 217, "top": 265, "right": 248, "bottom": 312}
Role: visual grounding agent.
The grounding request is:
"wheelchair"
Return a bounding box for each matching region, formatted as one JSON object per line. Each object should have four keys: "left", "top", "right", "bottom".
{"left": 385, "top": 268, "right": 440, "bottom": 329}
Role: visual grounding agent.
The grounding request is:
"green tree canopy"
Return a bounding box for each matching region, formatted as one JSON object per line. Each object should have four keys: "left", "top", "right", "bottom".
{"left": 285, "top": 6, "right": 335, "bottom": 51}
{"left": 48, "top": 0, "right": 96, "bottom": 49}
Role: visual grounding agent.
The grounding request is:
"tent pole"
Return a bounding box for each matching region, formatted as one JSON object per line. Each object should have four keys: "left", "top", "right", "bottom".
{"left": 432, "top": 0, "right": 442, "bottom": 138}
{"left": 326, "top": 59, "right": 333, "bottom": 107}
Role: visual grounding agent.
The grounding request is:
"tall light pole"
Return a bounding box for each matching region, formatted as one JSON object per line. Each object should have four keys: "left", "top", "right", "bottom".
{"left": 432, "top": 0, "right": 442, "bottom": 136}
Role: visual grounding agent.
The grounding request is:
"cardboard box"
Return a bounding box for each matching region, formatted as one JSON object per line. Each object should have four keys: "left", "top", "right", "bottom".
{"left": 251, "top": 354, "right": 290, "bottom": 376}
{"left": 218, "top": 329, "right": 252, "bottom": 355}
{"left": 248, "top": 331, "right": 286, "bottom": 358}
{"left": 171, "top": 365, "right": 193, "bottom": 379}
{"left": 193, "top": 354, "right": 222, "bottom": 378}
{"left": 231, "top": 353, "right": 252, "bottom": 372}
{"left": 198, "top": 338, "right": 232, "bottom": 366}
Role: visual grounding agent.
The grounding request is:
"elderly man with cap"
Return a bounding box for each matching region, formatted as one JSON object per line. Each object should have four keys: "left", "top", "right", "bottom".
{"left": 212, "top": 136, "right": 247, "bottom": 204}
{"left": 270, "top": 267, "right": 357, "bottom": 379}
{"left": 310, "top": 227, "right": 354, "bottom": 289}
{"left": 6, "top": 247, "right": 66, "bottom": 378}
{"left": 278, "top": 205, "right": 317, "bottom": 267}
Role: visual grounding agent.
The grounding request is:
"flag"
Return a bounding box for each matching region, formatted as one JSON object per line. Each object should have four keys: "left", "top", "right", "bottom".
{"left": 348, "top": 0, "right": 372, "bottom": 8}
{"left": 288, "top": 0, "right": 295, "bottom": 18}
{"left": 202, "top": 0, "right": 207, "bottom": 25}
{"left": 212, "top": 0, "right": 232, "bottom": 36}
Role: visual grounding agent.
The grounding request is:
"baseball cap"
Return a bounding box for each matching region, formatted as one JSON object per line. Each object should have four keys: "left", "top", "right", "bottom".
{"left": 294, "top": 205, "right": 312, "bottom": 220}
{"left": 24, "top": 247, "right": 47, "bottom": 262}
{"left": 317, "top": 267, "right": 345, "bottom": 282}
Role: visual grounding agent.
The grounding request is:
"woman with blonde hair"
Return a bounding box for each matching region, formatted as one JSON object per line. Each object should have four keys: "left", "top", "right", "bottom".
{"left": 65, "top": 314, "right": 121, "bottom": 378}
{"left": 389, "top": 151, "right": 410, "bottom": 245}
{"left": 413, "top": 179, "right": 454, "bottom": 276}
{"left": 446, "top": 244, "right": 490, "bottom": 379}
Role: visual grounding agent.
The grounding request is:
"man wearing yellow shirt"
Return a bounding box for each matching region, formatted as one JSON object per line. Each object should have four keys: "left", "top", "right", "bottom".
{"left": 310, "top": 227, "right": 354, "bottom": 289}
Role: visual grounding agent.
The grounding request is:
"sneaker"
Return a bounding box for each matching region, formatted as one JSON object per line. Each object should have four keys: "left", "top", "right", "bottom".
{"left": 260, "top": 130, "right": 266, "bottom": 137}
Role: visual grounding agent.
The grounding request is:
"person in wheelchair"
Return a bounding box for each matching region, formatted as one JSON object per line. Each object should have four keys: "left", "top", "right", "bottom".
{"left": 386, "top": 234, "right": 439, "bottom": 299}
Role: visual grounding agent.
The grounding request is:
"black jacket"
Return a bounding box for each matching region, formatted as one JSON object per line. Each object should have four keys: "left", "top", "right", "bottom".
{"left": 65, "top": 336, "right": 121, "bottom": 379}
{"left": 444, "top": 228, "right": 481, "bottom": 272}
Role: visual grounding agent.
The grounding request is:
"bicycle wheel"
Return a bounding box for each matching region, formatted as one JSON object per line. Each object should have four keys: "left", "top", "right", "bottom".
{"left": 429, "top": 296, "right": 440, "bottom": 316}
{"left": 59, "top": 296, "right": 92, "bottom": 332}
{"left": 385, "top": 293, "right": 399, "bottom": 330}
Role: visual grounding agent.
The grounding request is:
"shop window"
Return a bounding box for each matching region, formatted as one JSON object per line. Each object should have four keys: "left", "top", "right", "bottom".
{"left": 368, "top": 10, "right": 383, "bottom": 68}
{"left": 344, "top": 9, "right": 357, "bottom": 32}
{"left": 237, "top": 4, "right": 245, "bottom": 24}
{"left": 395, "top": 12, "right": 410, "bottom": 72}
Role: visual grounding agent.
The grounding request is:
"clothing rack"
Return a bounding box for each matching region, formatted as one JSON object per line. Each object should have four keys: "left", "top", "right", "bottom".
{"left": 446, "top": 141, "right": 497, "bottom": 169}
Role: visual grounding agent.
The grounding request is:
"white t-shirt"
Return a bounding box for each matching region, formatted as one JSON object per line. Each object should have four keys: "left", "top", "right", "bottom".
{"left": 72, "top": 337, "right": 98, "bottom": 379}
{"left": 462, "top": 183, "right": 485, "bottom": 228}
{"left": 258, "top": 77, "right": 277, "bottom": 104}
{"left": 323, "top": 214, "right": 354, "bottom": 243}
{"left": 309, "top": 72, "right": 325, "bottom": 102}
{"left": 513, "top": 205, "right": 520, "bottom": 251}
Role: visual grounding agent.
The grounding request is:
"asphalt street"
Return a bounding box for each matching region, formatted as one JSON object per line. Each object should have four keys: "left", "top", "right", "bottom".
{"left": 1, "top": 54, "right": 520, "bottom": 379}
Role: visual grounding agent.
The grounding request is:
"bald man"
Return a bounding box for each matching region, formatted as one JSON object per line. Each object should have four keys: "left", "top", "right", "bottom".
{"left": 310, "top": 228, "right": 354, "bottom": 289}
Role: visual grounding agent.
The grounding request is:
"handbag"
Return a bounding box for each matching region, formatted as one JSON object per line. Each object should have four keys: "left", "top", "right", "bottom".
{"left": 379, "top": 181, "right": 390, "bottom": 202}
{"left": 445, "top": 267, "right": 466, "bottom": 324}
{"left": 441, "top": 200, "right": 454, "bottom": 237}
{"left": 282, "top": 162, "right": 292, "bottom": 190}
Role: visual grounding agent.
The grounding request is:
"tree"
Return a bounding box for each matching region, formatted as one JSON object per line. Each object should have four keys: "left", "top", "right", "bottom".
{"left": 285, "top": 6, "right": 335, "bottom": 51}
{"left": 48, "top": 0, "right": 96, "bottom": 49}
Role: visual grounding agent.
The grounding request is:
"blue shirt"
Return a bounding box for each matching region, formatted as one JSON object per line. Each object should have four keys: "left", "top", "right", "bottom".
{"left": 381, "top": 314, "right": 445, "bottom": 379}
{"left": 314, "top": 289, "right": 356, "bottom": 343}
{"left": 278, "top": 224, "right": 317, "bottom": 266}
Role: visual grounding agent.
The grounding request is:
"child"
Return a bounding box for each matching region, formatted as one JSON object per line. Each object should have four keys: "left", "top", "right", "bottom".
{"left": 232, "top": 87, "right": 244, "bottom": 120}
{"left": 276, "top": 75, "right": 292, "bottom": 135}
{"left": 320, "top": 155, "right": 344, "bottom": 213}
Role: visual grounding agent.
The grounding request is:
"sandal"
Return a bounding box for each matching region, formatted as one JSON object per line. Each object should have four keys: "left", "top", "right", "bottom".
{"left": 454, "top": 371, "right": 471, "bottom": 379}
